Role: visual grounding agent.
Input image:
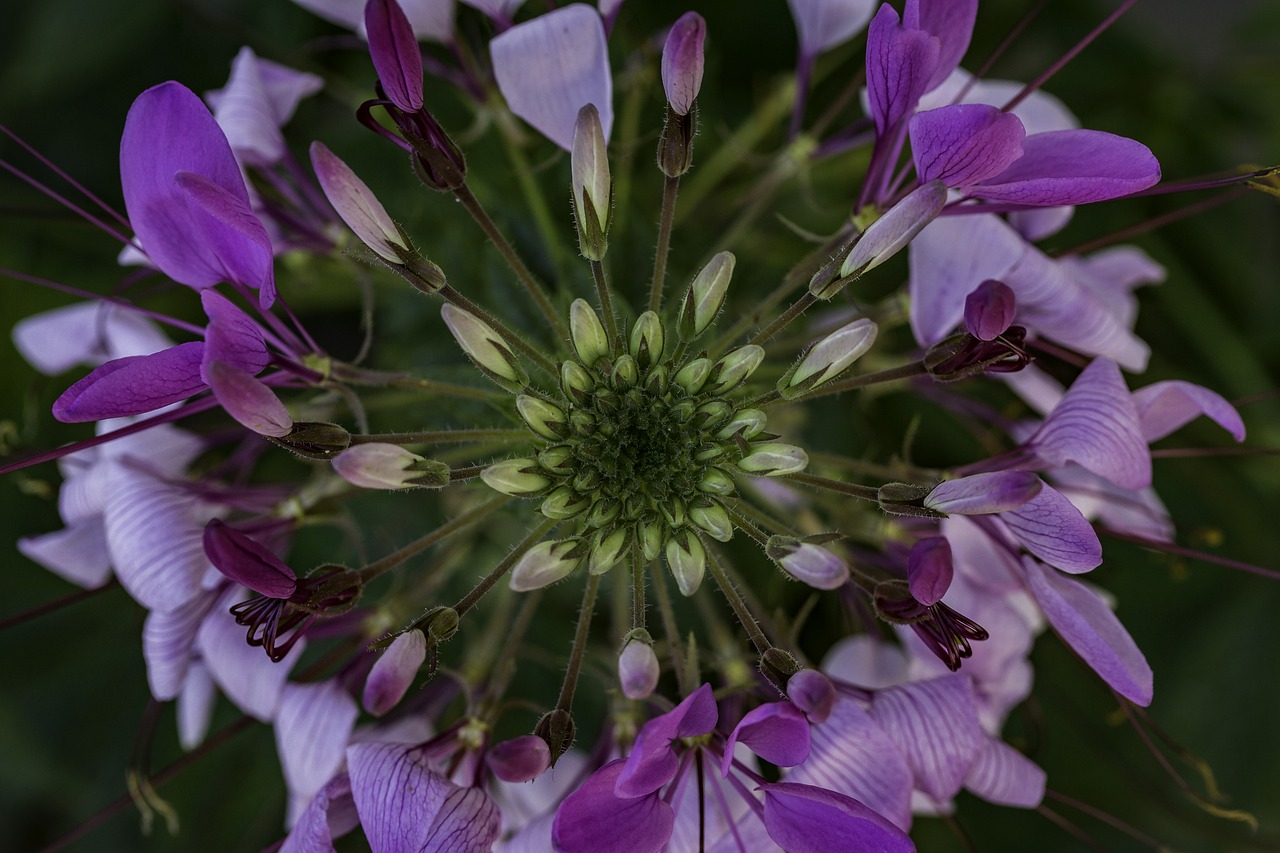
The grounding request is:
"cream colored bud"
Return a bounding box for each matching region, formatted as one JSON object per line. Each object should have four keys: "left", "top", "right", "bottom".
{"left": 441, "top": 304, "right": 528, "bottom": 392}
{"left": 678, "top": 251, "right": 735, "bottom": 339}
{"left": 738, "top": 443, "right": 809, "bottom": 476}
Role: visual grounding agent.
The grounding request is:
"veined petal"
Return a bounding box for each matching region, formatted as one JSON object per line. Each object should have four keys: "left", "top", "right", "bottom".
{"left": 206, "top": 48, "right": 323, "bottom": 166}
{"left": 491, "top": 5, "right": 612, "bottom": 151}
{"left": 785, "top": 0, "right": 876, "bottom": 59}
{"left": 460, "top": 0, "right": 525, "bottom": 21}
{"left": 1000, "top": 483, "right": 1102, "bottom": 573}
{"left": 142, "top": 592, "right": 217, "bottom": 700}
{"left": 910, "top": 104, "right": 1024, "bottom": 187}
{"left": 1132, "top": 381, "right": 1245, "bottom": 443}
{"left": 363, "top": 630, "right": 427, "bottom": 716}
{"left": 963, "top": 736, "right": 1045, "bottom": 808}
{"left": 552, "top": 760, "right": 674, "bottom": 853}
{"left": 347, "top": 741, "right": 501, "bottom": 853}
{"left": 760, "top": 782, "right": 916, "bottom": 853}
{"left": 868, "top": 675, "right": 986, "bottom": 802}
{"left": 280, "top": 772, "right": 359, "bottom": 853}
{"left": 906, "top": 537, "right": 952, "bottom": 606}
{"left": 1023, "top": 559, "right": 1153, "bottom": 705}
{"left": 1028, "top": 359, "right": 1150, "bottom": 490}
{"left": 53, "top": 342, "right": 207, "bottom": 423}
{"left": 177, "top": 661, "right": 217, "bottom": 750}
{"left": 903, "top": 0, "right": 977, "bottom": 91}
{"left": 865, "top": 3, "right": 940, "bottom": 135}
{"left": 174, "top": 171, "right": 276, "bottom": 306}
{"left": 367, "top": 0, "right": 425, "bottom": 112}
{"left": 207, "top": 362, "right": 293, "bottom": 437}
{"left": 277, "top": 682, "right": 360, "bottom": 828}
{"left": 615, "top": 683, "right": 717, "bottom": 797}
{"left": 18, "top": 520, "right": 113, "bottom": 589}
{"left": 200, "top": 290, "right": 270, "bottom": 379}
{"left": 970, "top": 129, "right": 1160, "bottom": 205}
{"left": 925, "top": 471, "right": 1042, "bottom": 515}
{"left": 203, "top": 519, "right": 298, "bottom": 597}
{"left": 721, "top": 702, "right": 811, "bottom": 777}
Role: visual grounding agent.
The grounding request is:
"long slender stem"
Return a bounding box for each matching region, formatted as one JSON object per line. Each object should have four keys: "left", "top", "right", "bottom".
{"left": 0, "top": 581, "right": 119, "bottom": 634}
{"left": 589, "top": 258, "right": 620, "bottom": 349}
{"left": 703, "top": 547, "right": 769, "bottom": 654}
{"left": 649, "top": 174, "right": 680, "bottom": 312}
{"left": 454, "top": 517, "right": 558, "bottom": 618}
{"left": 493, "top": 111, "right": 569, "bottom": 282}
{"left": 631, "top": 544, "right": 646, "bottom": 631}
{"left": 554, "top": 573, "right": 601, "bottom": 713}
{"left": 650, "top": 558, "right": 690, "bottom": 695}
{"left": 358, "top": 496, "right": 511, "bottom": 583}
{"left": 784, "top": 471, "right": 881, "bottom": 502}
{"left": 348, "top": 429, "right": 529, "bottom": 446}
{"left": 774, "top": 361, "right": 927, "bottom": 405}
{"left": 451, "top": 183, "right": 568, "bottom": 341}
{"left": 749, "top": 292, "right": 816, "bottom": 346}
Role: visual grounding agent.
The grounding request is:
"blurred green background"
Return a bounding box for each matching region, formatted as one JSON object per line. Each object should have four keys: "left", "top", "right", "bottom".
{"left": 2, "top": 0, "right": 1279, "bottom": 850}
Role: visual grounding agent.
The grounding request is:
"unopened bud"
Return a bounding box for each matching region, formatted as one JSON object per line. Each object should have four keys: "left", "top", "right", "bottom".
{"left": 657, "top": 102, "right": 696, "bottom": 177}
{"left": 715, "top": 408, "right": 767, "bottom": 440}
{"left": 509, "top": 539, "right": 584, "bottom": 591}
{"left": 207, "top": 360, "right": 292, "bottom": 437}
{"left": 333, "top": 443, "right": 449, "bottom": 489}
{"left": 698, "top": 467, "right": 736, "bottom": 495}
{"left": 365, "top": 0, "right": 424, "bottom": 112}
{"left": 738, "top": 443, "right": 808, "bottom": 476}
{"left": 661, "top": 12, "right": 706, "bottom": 116}
{"left": 629, "top": 311, "right": 665, "bottom": 369}
{"left": 964, "top": 279, "right": 1016, "bottom": 341}
{"left": 610, "top": 354, "right": 639, "bottom": 388}
{"left": 487, "top": 735, "right": 551, "bottom": 783}
{"left": 588, "top": 528, "right": 629, "bottom": 575}
{"left": 690, "top": 502, "right": 733, "bottom": 541}
{"left": 560, "top": 360, "right": 595, "bottom": 405}
{"left": 673, "top": 357, "right": 713, "bottom": 394}
{"left": 877, "top": 481, "right": 946, "bottom": 518}
{"left": 572, "top": 104, "right": 611, "bottom": 260}
{"left": 641, "top": 519, "right": 664, "bottom": 561}
{"left": 665, "top": 529, "right": 706, "bottom": 596}
{"left": 517, "top": 394, "right": 568, "bottom": 439}
{"left": 362, "top": 629, "right": 426, "bottom": 716}
{"left": 778, "top": 318, "right": 877, "bottom": 399}
{"left": 310, "top": 142, "right": 410, "bottom": 264}
{"left": 787, "top": 669, "right": 836, "bottom": 723}
{"left": 759, "top": 647, "right": 800, "bottom": 694}
{"left": 766, "top": 536, "right": 849, "bottom": 589}
{"left": 618, "top": 632, "right": 660, "bottom": 700}
{"left": 907, "top": 537, "right": 953, "bottom": 606}
{"left": 268, "top": 421, "right": 351, "bottom": 460}
{"left": 481, "top": 458, "right": 550, "bottom": 496}
{"left": 678, "top": 251, "right": 734, "bottom": 340}
{"left": 421, "top": 605, "right": 460, "bottom": 643}
{"left": 541, "top": 486, "right": 590, "bottom": 520}
{"left": 570, "top": 298, "right": 609, "bottom": 366}
{"left": 706, "top": 345, "right": 764, "bottom": 394}
{"left": 534, "top": 709, "right": 576, "bottom": 767}
{"left": 441, "top": 304, "right": 528, "bottom": 392}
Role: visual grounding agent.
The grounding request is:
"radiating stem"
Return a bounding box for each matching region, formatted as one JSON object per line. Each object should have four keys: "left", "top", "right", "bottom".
{"left": 649, "top": 174, "right": 680, "bottom": 312}
{"left": 589, "top": 258, "right": 620, "bottom": 350}
{"left": 454, "top": 517, "right": 558, "bottom": 618}
{"left": 704, "top": 547, "right": 769, "bottom": 655}
{"left": 749, "top": 292, "right": 816, "bottom": 346}
{"left": 784, "top": 471, "right": 881, "bottom": 502}
{"left": 631, "top": 544, "right": 647, "bottom": 631}
{"left": 358, "top": 496, "right": 510, "bottom": 583}
{"left": 348, "top": 429, "right": 529, "bottom": 446}
{"left": 650, "top": 558, "right": 691, "bottom": 695}
{"left": 0, "top": 581, "right": 119, "bottom": 634}
{"left": 554, "top": 573, "right": 601, "bottom": 714}
{"left": 773, "top": 361, "right": 928, "bottom": 405}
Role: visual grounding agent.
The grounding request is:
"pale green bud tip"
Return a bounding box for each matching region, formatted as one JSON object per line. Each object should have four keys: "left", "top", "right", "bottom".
{"left": 509, "top": 539, "right": 583, "bottom": 591}
{"left": 618, "top": 639, "right": 660, "bottom": 700}
{"left": 310, "top": 141, "right": 409, "bottom": 264}
{"left": 785, "top": 318, "right": 879, "bottom": 393}
{"left": 517, "top": 395, "right": 568, "bottom": 439}
{"left": 333, "top": 443, "right": 449, "bottom": 490}
{"left": 715, "top": 408, "right": 766, "bottom": 441}
{"left": 708, "top": 344, "right": 765, "bottom": 393}
{"left": 738, "top": 443, "right": 809, "bottom": 476}
{"left": 690, "top": 502, "right": 733, "bottom": 541}
{"left": 673, "top": 358, "right": 713, "bottom": 394}
{"left": 440, "top": 304, "right": 527, "bottom": 389}
{"left": 569, "top": 299, "right": 609, "bottom": 366}
{"left": 681, "top": 251, "right": 735, "bottom": 339}
{"left": 832, "top": 180, "right": 947, "bottom": 285}
{"left": 572, "top": 104, "right": 611, "bottom": 236}
{"left": 629, "top": 311, "right": 665, "bottom": 368}
{"left": 665, "top": 531, "right": 706, "bottom": 596}
{"left": 481, "top": 458, "right": 550, "bottom": 496}
{"left": 588, "top": 528, "right": 630, "bottom": 575}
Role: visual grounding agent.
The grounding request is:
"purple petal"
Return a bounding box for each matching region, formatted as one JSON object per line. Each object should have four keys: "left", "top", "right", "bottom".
{"left": 13, "top": 302, "right": 173, "bottom": 375}
{"left": 196, "top": 594, "right": 304, "bottom": 720}
{"left": 173, "top": 171, "right": 276, "bottom": 307}
{"left": 142, "top": 593, "right": 217, "bottom": 701}
{"left": 721, "top": 702, "right": 811, "bottom": 777}
{"left": 963, "top": 279, "right": 1017, "bottom": 341}
{"left": 206, "top": 48, "right": 323, "bottom": 167}
{"left": 868, "top": 675, "right": 986, "bottom": 802}
{"left": 971, "top": 129, "right": 1160, "bottom": 205}
{"left": 615, "top": 683, "right": 717, "bottom": 797}
{"left": 367, "top": 0, "right": 425, "bottom": 112}
{"left": 925, "top": 471, "right": 1042, "bottom": 515}
{"left": 964, "top": 737, "right": 1045, "bottom": 808}
{"left": 910, "top": 104, "right": 1024, "bottom": 187}
{"left": 487, "top": 735, "right": 550, "bottom": 783}
{"left": 277, "top": 682, "right": 360, "bottom": 827}
{"left": 786, "top": 696, "right": 914, "bottom": 830}
{"left": 363, "top": 630, "right": 427, "bottom": 716}
{"left": 785, "top": 0, "right": 877, "bottom": 59}
{"left": 1023, "top": 559, "right": 1153, "bottom": 705}
{"left": 908, "top": 213, "right": 1025, "bottom": 345}
{"left": 903, "top": 0, "right": 977, "bottom": 91}
{"left": 1028, "top": 358, "right": 1151, "bottom": 490}
{"left": 661, "top": 12, "right": 705, "bottom": 115}
{"left": 865, "top": 3, "right": 940, "bottom": 135}
{"left": 821, "top": 635, "right": 911, "bottom": 690}
{"left": 552, "top": 760, "right": 674, "bottom": 853}
{"left": 280, "top": 773, "right": 359, "bottom": 853}
{"left": 53, "top": 342, "right": 207, "bottom": 422}
{"left": 906, "top": 537, "right": 952, "bottom": 605}
{"left": 18, "top": 520, "right": 113, "bottom": 589}
{"left": 294, "top": 0, "right": 455, "bottom": 42}
{"left": 760, "top": 782, "right": 916, "bottom": 853}
{"left": 203, "top": 519, "right": 298, "bottom": 597}
{"left": 103, "top": 462, "right": 210, "bottom": 610}
{"left": 348, "top": 741, "right": 501, "bottom": 853}
{"left": 460, "top": 0, "right": 524, "bottom": 21}
{"left": 200, "top": 290, "right": 270, "bottom": 378}
{"left": 1000, "top": 483, "right": 1102, "bottom": 573}
{"left": 310, "top": 142, "right": 408, "bottom": 264}
{"left": 840, "top": 180, "right": 947, "bottom": 279}
{"left": 787, "top": 669, "right": 836, "bottom": 723}
{"left": 207, "top": 361, "right": 293, "bottom": 437}
{"left": 121, "top": 82, "right": 274, "bottom": 300}
{"left": 1131, "top": 381, "right": 1245, "bottom": 443}
{"left": 491, "top": 5, "right": 612, "bottom": 151}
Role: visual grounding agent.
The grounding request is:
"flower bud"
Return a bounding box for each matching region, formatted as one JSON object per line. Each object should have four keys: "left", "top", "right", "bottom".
{"left": 661, "top": 12, "right": 706, "bottom": 116}
{"left": 706, "top": 345, "right": 764, "bottom": 394}
{"left": 657, "top": 102, "right": 696, "bottom": 177}
{"left": 665, "top": 529, "right": 706, "bottom": 596}
{"left": 877, "top": 481, "right": 946, "bottom": 518}
{"left": 420, "top": 605, "right": 460, "bottom": 644}
{"left": 203, "top": 519, "right": 297, "bottom": 598}
{"left": 815, "top": 180, "right": 947, "bottom": 298}
{"left": 589, "top": 527, "right": 630, "bottom": 575}
{"left": 629, "top": 311, "right": 665, "bottom": 369}
{"left": 787, "top": 669, "right": 836, "bottom": 723}
{"left": 678, "top": 251, "right": 735, "bottom": 340}
{"left": 534, "top": 709, "right": 576, "bottom": 768}
{"left": 333, "top": 443, "right": 449, "bottom": 489}
{"left": 560, "top": 360, "right": 595, "bottom": 405}
{"left": 698, "top": 467, "right": 736, "bottom": 495}
{"left": 777, "top": 318, "right": 877, "bottom": 399}
{"left": 618, "top": 633, "right": 660, "bottom": 700}
{"left": 715, "top": 408, "right": 767, "bottom": 440}
{"left": 964, "top": 279, "right": 1017, "bottom": 341}
{"left": 268, "top": 421, "right": 351, "bottom": 460}
{"left": 673, "top": 357, "right": 713, "bottom": 394}
{"left": 766, "top": 536, "right": 848, "bottom": 589}
{"left": 481, "top": 458, "right": 550, "bottom": 496}
{"left": 365, "top": 0, "right": 424, "bottom": 112}
{"left": 587, "top": 497, "right": 620, "bottom": 529}
{"left": 509, "top": 539, "right": 583, "bottom": 591}
{"left": 690, "top": 502, "right": 733, "bottom": 541}
{"left": 441, "top": 304, "right": 528, "bottom": 392}
{"left": 362, "top": 629, "right": 426, "bottom": 716}
{"left": 641, "top": 519, "right": 664, "bottom": 561}
{"left": 541, "top": 486, "right": 590, "bottom": 520}
{"left": 206, "top": 360, "right": 292, "bottom": 437}
{"left": 572, "top": 104, "right": 611, "bottom": 260}
{"left": 759, "top": 647, "right": 800, "bottom": 694}
{"left": 570, "top": 298, "right": 609, "bottom": 366}
{"left": 907, "top": 537, "right": 953, "bottom": 606}
{"left": 487, "top": 735, "right": 551, "bottom": 783}
{"left": 738, "top": 443, "right": 809, "bottom": 476}
{"left": 538, "top": 444, "right": 574, "bottom": 472}
{"left": 610, "top": 354, "right": 639, "bottom": 388}
{"left": 517, "top": 394, "right": 568, "bottom": 439}
{"left": 310, "top": 142, "right": 410, "bottom": 264}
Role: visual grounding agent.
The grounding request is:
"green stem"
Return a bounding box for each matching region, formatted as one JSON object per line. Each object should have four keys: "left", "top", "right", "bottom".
{"left": 650, "top": 558, "right": 690, "bottom": 696}
{"left": 348, "top": 429, "right": 529, "bottom": 446}
{"left": 631, "top": 544, "right": 646, "bottom": 631}
{"left": 776, "top": 361, "right": 928, "bottom": 404}
{"left": 589, "top": 258, "right": 620, "bottom": 350}
{"left": 335, "top": 368, "right": 508, "bottom": 402}
{"left": 749, "top": 292, "right": 817, "bottom": 346}
{"left": 704, "top": 547, "right": 769, "bottom": 655}
{"left": 784, "top": 471, "right": 880, "bottom": 502}
{"left": 357, "top": 496, "right": 511, "bottom": 584}
{"left": 554, "top": 573, "right": 601, "bottom": 714}
{"left": 454, "top": 517, "right": 559, "bottom": 618}
{"left": 649, "top": 174, "right": 680, "bottom": 312}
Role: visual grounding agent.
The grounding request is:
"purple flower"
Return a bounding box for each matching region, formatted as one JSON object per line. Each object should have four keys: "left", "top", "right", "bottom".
{"left": 206, "top": 47, "right": 323, "bottom": 168}
{"left": 367, "top": 0, "right": 425, "bottom": 112}
{"left": 785, "top": 0, "right": 876, "bottom": 61}
{"left": 661, "top": 12, "right": 706, "bottom": 116}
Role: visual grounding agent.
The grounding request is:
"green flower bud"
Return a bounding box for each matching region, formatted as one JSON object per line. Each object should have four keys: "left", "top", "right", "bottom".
{"left": 560, "top": 360, "right": 595, "bottom": 406}
{"left": 268, "top": 421, "right": 351, "bottom": 460}
{"left": 541, "top": 486, "right": 589, "bottom": 519}
{"left": 537, "top": 445, "right": 574, "bottom": 472}
{"left": 673, "top": 357, "right": 713, "bottom": 394}
{"left": 509, "top": 539, "right": 584, "bottom": 591}
{"left": 333, "top": 443, "right": 449, "bottom": 490}
{"left": 587, "top": 498, "right": 621, "bottom": 529}
{"left": 611, "top": 354, "right": 639, "bottom": 389}
{"left": 441, "top": 304, "right": 528, "bottom": 393}
{"left": 690, "top": 502, "right": 733, "bottom": 541}
{"left": 715, "top": 408, "right": 767, "bottom": 440}
{"left": 706, "top": 345, "right": 765, "bottom": 394}
{"left": 665, "top": 529, "right": 706, "bottom": 596}
{"left": 698, "top": 467, "right": 736, "bottom": 495}
{"left": 738, "top": 443, "right": 809, "bottom": 476}
{"left": 517, "top": 394, "right": 568, "bottom": 439}
{"left": 678, "top": 251, "right": 735, "bottom": 340}
{"left": 629, "top": 311, "right": 665, "bottom": 370}
{"left": 589, "top": 527, "right": 630, "bottom": 575}
{"left": 571, "top": 104, "right": 611, "bottom": 261}
{"left": 570, "top": 299, "right": 609, "bottom": 367}
{"left": 641, "top": 519, "right": 664, "bottom": 561}
{"left": 778, "top": 318, "right": 878, "bottom": 398}
{"left": 481, "top": 458, "right": 550, "bottom": 496}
